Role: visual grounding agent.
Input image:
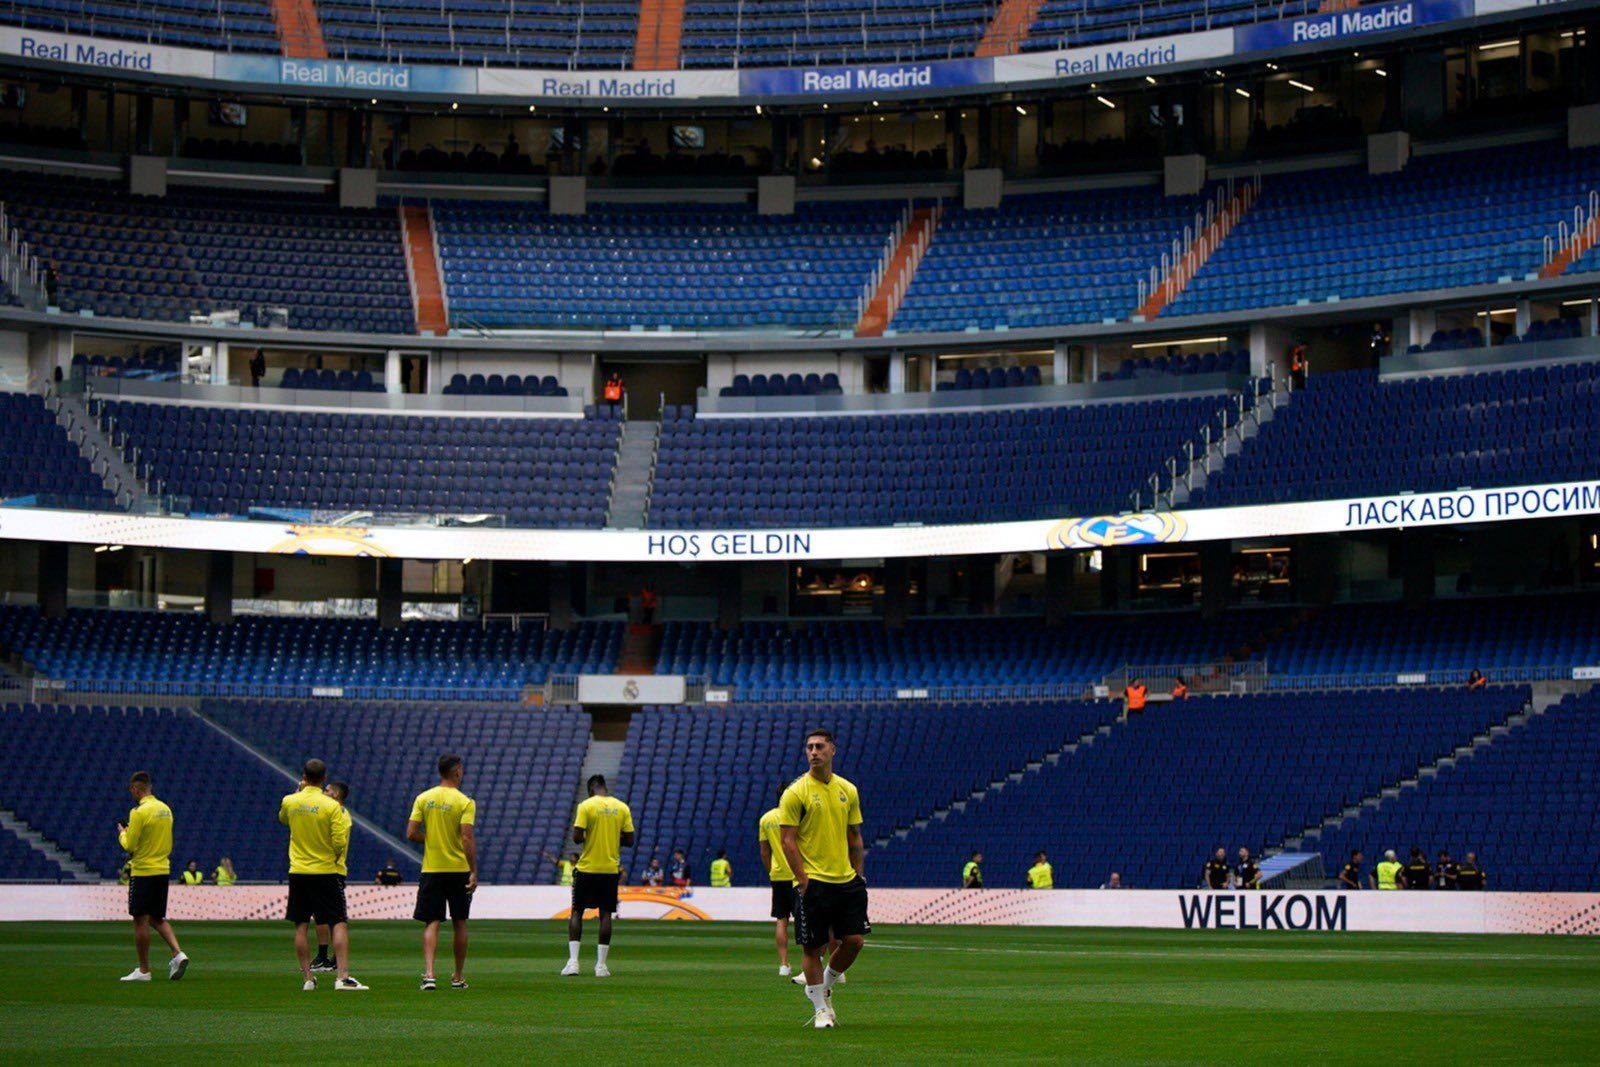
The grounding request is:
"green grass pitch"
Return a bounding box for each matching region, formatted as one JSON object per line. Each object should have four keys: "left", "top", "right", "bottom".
{"left": 5, "top": 921, "right": 1599, "bottom": 1063}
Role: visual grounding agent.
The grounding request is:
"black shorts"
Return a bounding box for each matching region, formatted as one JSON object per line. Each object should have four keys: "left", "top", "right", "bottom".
{"left": 571, "top": 870, "right": 620, "bottom": 914}
{"left": 770, "top": 880, "right": 797, "bottom": 921}
{"left": 795, "top": 876, "right": 870, "bottom": 949}
{"left": 286, "top": 873, "right": 348, "bottom": 926}
{"left": 128, "top": 875, "right": 169, "bottom": 921}
{"left": 414, "top": 872, "right": 473, "bottom": 923}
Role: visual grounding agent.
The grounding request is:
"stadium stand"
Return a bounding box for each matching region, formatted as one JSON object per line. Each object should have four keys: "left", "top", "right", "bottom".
{"left": 73, "top": 351, "right": 183, "bottom": 382}
{"left": 0, "top": 0, "right": 280, "bottom": 53}
{"left": 433, "top": 200, "right": 903, "bottom": 331}
{"left": 1245, "top": 594, "right": 1600, "bottom": 683}
{"left": 1314, "top": 689, "right": 1600, "bottom": 891}
{"left": 720, "top": 372, "right": 843, "bottom": 398}
{"left": 1168, "top": 144, "right": 1600, "bottom": 317}
{"left": 276, "top": 367, "right": 384, "bottom": 392}
{"left": 443, "top": 373, "right": 570, "bottom": 397}
{"left": 650, "top": 395, "right": 1245, "bottom": 528}
{"left": 1023, "top": 0, "right": 1315, "bottom": 52}
{"left": 1187, "top": 363, "right": 1600, "bottom": 507}
{"left": 679, "top": 0, "right": 997, "bottom": 67}
{"left": 654, "top": 613, "right": 1284, "bottom": 697}
{"left": 614, "top": 698, "right": 1117, "bottom": 882}
{"left": 869, "top": 686, "right": 1531, "bottom": 887}
{"left": 315, "top": 0, "right": 638, "bottom": 67}
{"left": 0, "top": 702, "right": 399, "bottom": 881}
{"left": 205, "top": 700, "right": 591, "bottom": 884}
{"left": 0, "top": 391, "right": 115, "bottom": 507}
{"left": 94, "top": 401, "right": 621, "bottom": 527}
{"left": 937, "top": 364, "right": 1043, "bottom": 391}
{"left": 0, "top": 824, "right": 70, "bottom": 882}
{"left": 0, "top": 607, "right": 623, "bottom": 699}
{"left": 0, "top": 170, "right": 412, "bottom": 333}
{"left": 890, "top": 186, "right": 1208, "bottom": 332}
{"left": 1098, "top": 350, "right": 1249, "bottom": 382}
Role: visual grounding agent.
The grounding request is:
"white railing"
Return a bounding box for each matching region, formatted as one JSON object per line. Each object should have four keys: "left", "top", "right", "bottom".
{"left": 1136, "top": 176, "right": 1258, "bottom": 312}
{"left": 1542, "top": 189, "right": 1600, "bottom": 269}
{"left": 857, "top": 201, "right": 913, "bottom": 324}
{"left": 880, "top": 202, "right": 942, "bottom": 327}
{"left": 0, "top": 202, "right": 46, "bottom": 310}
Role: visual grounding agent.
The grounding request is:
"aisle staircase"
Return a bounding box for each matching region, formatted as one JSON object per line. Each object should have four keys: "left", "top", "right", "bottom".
{"left": 1135, "top": 179, "right": 1258, "bottom": 320}
{"left": 856, "top": 205, "right": 940, "bottom": 337}
{"left": 975, "top": 0, "right": 1046, "bottom": 57}
{"left": 401, "top": 205, "right": 449, "bottom": 335}
{"left": 269, "top": 0, "right": 328, "bottom": 58}
{"left": 634, "top": 0, "right": 686, "bottom": 70}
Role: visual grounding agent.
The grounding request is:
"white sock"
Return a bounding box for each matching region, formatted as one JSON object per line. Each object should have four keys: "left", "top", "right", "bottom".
{"left": 567, "top": 940, "right": 580, "bottom": 965}
{"left": 823, "top": 966, "right": 844, "bottom": 992}
{"left": 597, "top": 944, "right": 610, "bottom": 966}
{"left": 805, "top": 984, "right": 828, "bottom": 1012}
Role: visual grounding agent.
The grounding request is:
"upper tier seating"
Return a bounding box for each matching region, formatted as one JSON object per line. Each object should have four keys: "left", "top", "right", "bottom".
{"left": 205, "top": 700, "right": 591, "bottom": 884}
{"left": 1246, "top": 594, "right": 1600, "bottom": 682}
{"left": 1025, "top": 0, "right": 1315, "bottom": 53}
{"left": 869, "top": 686, "right": 1530, "bottom": 887}
{"left": 0, "top": 702, "right": 401, "bottom": 881}
{"left": 937, "top": 364, "right": 1043, "bottom": 391}
{"left": 315, "top": 0, "right": 637, "bottom": 67}
{"left": 73, "top": 350, "right": 183, "bottom": 382}
{"left": 0, "top": 392, "right": 115, "bottom": 507}
{"left": 1189, "top": 364, "right": 1600, "bottom": 508}
{"left": 96, "top": 401, "right": 621, "bottom": 527}
{"left": 614, "top": 698, "right": 1117, "bottom": 883}
{"left": 680, "top": 0, "right": 996, "bottom": 68}
{"left": 0, "top": 607, "right": 623, "bottom": 699}
{"left": 720, "top": 372, "right": 843, "bottom": 397}
{"left": 434, "top": 200, "right": 902, "bottom": 332}
{"left": 649, "top": 395, "right": 1240, "bottom": 528}
{"left": 891, "top": 186, "right": 1206, "bottom": 332}
{"left": 1170, "top": 144, "right": 1600, "bottom": 317}
{"left": 278, "top": 367, "right": 384, "bottom": 393}
{"left": 656, "top": 613, "right": 1286, "bottom": 696}
{"left": 1099, "top": 349, "right": 1249, "bottom": 382}
{"left": 443, "top": 373, "right": 569, "bottom": 397}
{"left": 1314, "top": 689, "right": 1600, "bottom": 891}
{"left": 2, "top": 170, "right": 412, "bottom": 333}
{"left": 0, "top": 0, "right": 280, "bottom": 53}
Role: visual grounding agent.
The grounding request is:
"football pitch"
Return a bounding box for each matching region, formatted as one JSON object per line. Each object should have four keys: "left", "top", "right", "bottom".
{"left": 4, "top": 920, "right": 1599, "bottom": 1063}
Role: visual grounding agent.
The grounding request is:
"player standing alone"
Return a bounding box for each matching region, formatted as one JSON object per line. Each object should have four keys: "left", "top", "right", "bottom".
{"left": 780, "top": 727, "right": 870, "bottom": 1030}
{"left": 407, "top": 753, "right": 478, "bottom": 991}
{"left": 279, "top": 759, "right": 365, "bottom": 990}
{"left": 117, "top": 771, "right": 189, "bottom": 981}
{"left": 564, "top": 774, "right": 633, "bottom": 977}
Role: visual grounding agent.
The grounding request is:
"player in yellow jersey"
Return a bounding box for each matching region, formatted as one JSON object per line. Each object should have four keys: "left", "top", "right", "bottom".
{"left": 117, "top": 771, "right": 189, "bottom": 982}
{"left": 279, "top": 759, "right": 366, "bottom": 991}
{"left": 311, "top": 780, "right": 352, "bottom": 974}
{"left": 407, "top": 753, "right": 478, "bottom": 992}
{"left": 563, "top": 774, "right": 633, "bottom": 977}
{"left": 759, "top": 785, "right": 797, "bottom": 978}
{"left": 780, "top": 728, "right": 869, "bottom": 1030}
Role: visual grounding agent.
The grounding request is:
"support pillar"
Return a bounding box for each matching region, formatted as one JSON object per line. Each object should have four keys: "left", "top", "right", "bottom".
{"left": 38, "top": 542, "right": 67, "bottom": 618}
{"left": 967, "top": 553, "right": 998, "bottom": 614}
{"left": 548, "top": 563, "right": 575, "bottom": 630}
{"left": 377, "top": 557, "right": 403, "bottom": 629}
{"left": 1398, "top": 529, "right": 1435, "bottom": 608}
{"left": 716, "top": 564, "right": 742, "bottom": 631}
{"left": 1200, "top": 539, "right": 1231, "bottom": 619}
{"left": 205, "top": 550, "right": 233, "bottom": 625}
{"left": 1044, "top": 551, "right": 1073, "bottom": 627}
{"left": 883, "top": 557, "right": 909, "bottom": 629}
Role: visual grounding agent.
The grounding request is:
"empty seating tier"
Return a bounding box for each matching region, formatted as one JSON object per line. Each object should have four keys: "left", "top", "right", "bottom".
{"left": 0, "top": 0, "right": 280, "bottom": 53}
{"left": 316, "top": 0, "right": 639, "bottom": 67}
{"left": 0, "top": 392, "right": 114, "bottom": 508}
{"left": 97, "top": 401, "right": 621, "bottom": 528}
{"left": 680, "top": 0, "right": 997, "bottom": 68}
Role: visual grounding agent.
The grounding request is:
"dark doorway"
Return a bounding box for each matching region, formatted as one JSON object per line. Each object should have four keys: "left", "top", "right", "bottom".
{"left": 598, "top": 357, "right": 705, "bottom": 419}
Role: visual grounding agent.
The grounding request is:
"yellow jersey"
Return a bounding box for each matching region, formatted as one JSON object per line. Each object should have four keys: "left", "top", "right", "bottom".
{"left": 759, "top": 807, "right": 795, "bottom": 883}
{"left": 709, "top": 858, "right": 732, "bottom": 887}
{"left": 1027, "top": 862, "right": 1054, "bottom": 889}
{"left": 409, "top": 785, "right": 477, "bottom": 873}
{"left": 573, "top": 794, "right": 633, "bottom": 875}
{"left": 119, "top": 794, "right": 173, "bottom": 876}
{"left": 278, "top": 786, "right": 348, "bottom": 875}
{"left": 331, "top": 805, "right": 352, "bottom": 876}
{"left": 778, "top": 772, "right": 862, "bottom": 885}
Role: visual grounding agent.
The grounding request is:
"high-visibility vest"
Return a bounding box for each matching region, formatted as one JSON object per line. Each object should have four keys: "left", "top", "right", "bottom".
{"left": 1172, "top": 683, "right": 1188, "bottom": 700}
{"left": 1027, "top": 863, "right": 1054, "bottom": 889}
{"left": 1376, "top": 861, "right": 1402, "bottom": 890}
{"left": 214, "top": 867, "right": 236, "bottom": 886}
{"left": 603, "top": 380, "right": 622, "bottom": 401}
{"left": 1126, "top": 685, "right": 1147, "bottom": 710}
{"left": 710, "top": 858, "right": 732, "bottom": 887}
{"left": 181, "top": 869, "right": 203, "bottom": 885}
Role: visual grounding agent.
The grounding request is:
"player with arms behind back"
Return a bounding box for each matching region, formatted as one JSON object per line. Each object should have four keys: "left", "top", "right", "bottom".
{"left": 780, "top": 727, "right": 870, "bottom": 1029}
{"left": 564, "top": 774, "right": 634, "bottom": 977}
{"left": 407, "top": 753, "right": 477, "bottom": 991}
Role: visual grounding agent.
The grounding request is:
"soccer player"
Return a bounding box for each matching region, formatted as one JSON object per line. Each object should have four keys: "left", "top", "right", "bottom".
{"left": 407, "top": 754, "right": 477, "bottom": 991}
{"left": 1026, "top": 851, "right": 1054, "bottom": 889}
{"left": 1203, "top": 847, "right": 1231, "bottom": 889}
{"left": 117, "top": 771, "right": 189, "bottom": 981}
{"left": 1338, "top": 850, "right": 1365, "bottom": 890}
{"left": 709, "top": 849, "right": 733, "bottom": 887}
{"left": 311, "top": 779, "right": 353, "bottom": 974}
{"left": 779, "top": 727, "right": 869, "bottom": 1030}
{"left": 279, "top": 759, "right": 365, "bottom": 991}
{"left": 564, "top": 774, "right": 633, "bottom": 977}
{"left": 962, "top": 851, "right": 984, "bottom": 889}
{"left": 759, "top": 786, "right": 797, "bottom": 978}
{"left": 1235, "top": 847, "right": 1261, "bottom": 889}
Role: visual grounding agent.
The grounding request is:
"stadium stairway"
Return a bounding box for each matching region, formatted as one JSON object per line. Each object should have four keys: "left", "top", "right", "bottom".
{"left": 401, "top": 205, "right": 449, "bottom": 335}
{"left": 269, "top": 0, "right": 328, "bottom": 57}
{"left": 0, "top": 804, "right": 96, "bottom": 881}
{"left": 605, "top": 421, "right": 659, "bottom": 529}
{"left": 635, "top": 0, "right": 685, "bottom": 70}
{"left": 1138, "top": 180, "right": 1257, "bottom": 321}
{"left": 1164, "top": 373, "right": 1285, "bottom": 508}
{"left": 975, "top": 0, "right": 1046, "bottom": 56}
{"left": 1538, "top": 192, "right": 1600, "bottom": 278}
{"left": 51, "top": 387, "right": 150, "bottom": 509}
{"left": 857, "top": 205, "right": 939, "bottom": 338}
